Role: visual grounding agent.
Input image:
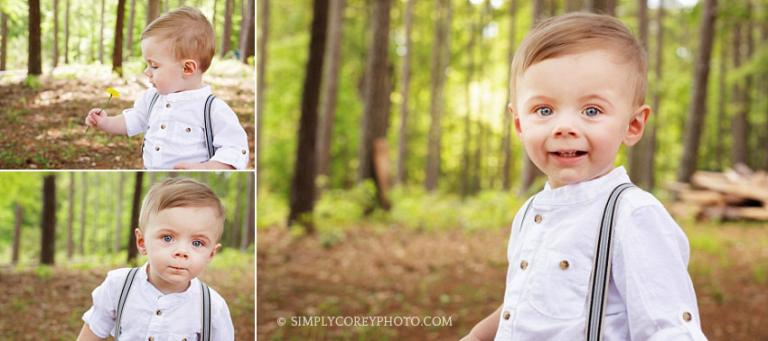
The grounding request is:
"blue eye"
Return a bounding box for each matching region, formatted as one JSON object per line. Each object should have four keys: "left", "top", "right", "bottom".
{"left": 535, "top": 107, "right": 553, "bottom": 117}
{"left": 582, "top": 106, "right": 602, "bottom": 117}
{"left": 162, "top": 235, "right": 173, "bottom": 243}
{"left": 192, "top": 240, "right": 204, "bottom": 248}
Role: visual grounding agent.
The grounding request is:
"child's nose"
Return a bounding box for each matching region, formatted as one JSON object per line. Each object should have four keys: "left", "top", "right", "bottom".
{"left": 552, "top": 114, "right": 580, "bottom": 138}
{"left": 173, "top": 246, "right": 189, "bottom": 259}
{"left": 144, "top": 67, "right": 152, "bottom": 78}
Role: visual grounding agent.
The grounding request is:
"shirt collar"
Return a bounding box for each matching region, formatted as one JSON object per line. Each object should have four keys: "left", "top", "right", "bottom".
{"left": 160, "top": 85, "right": 212, "bottom": 103}
{"left": 533, "top": 166, "right": 631, "bottom": 206}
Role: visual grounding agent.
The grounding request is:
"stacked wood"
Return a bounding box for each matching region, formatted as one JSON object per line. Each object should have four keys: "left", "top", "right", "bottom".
{"left": 668, "top": 164, "right": 768, "bottom": 221}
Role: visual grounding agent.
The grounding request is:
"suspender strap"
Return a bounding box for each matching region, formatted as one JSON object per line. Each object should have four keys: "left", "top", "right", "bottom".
{"left": 586, "top": 182, "right": 634, "bottom": 341}
{"left": 201, "top": 282, "right": 212, "bottom": 341}
{"left": 114, "top": 267, "right": 140, "bottom": 341}
{"left": 515, "top": 196, "right": 535, "bottom": 235}
{"left": 147, "top": 92, "right": 160, "bottom": 115}
{"left": 203, "top": 95, "right": 216, "bottom": 160}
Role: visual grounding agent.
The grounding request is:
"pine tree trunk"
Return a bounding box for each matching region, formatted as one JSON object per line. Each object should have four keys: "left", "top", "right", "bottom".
{"left": 678, "top": 0, "right": 717, "bottom": 183}
{"left": 731, "top": 20, "right": 748, "bottom": 166}
{"left": 127, "top": 172, "right": 144, "bottom": 262}
{"left": 113, "top": 0, "right": 127, "bottom": 75}
{"left": 642, "top": 0, "right": 663, "bottom": 190}
{"left": 67, "top": 173, "right": 75, "bottom": 259}
{"left": 28, "top": 0, "right": 42, "bottom": 75}
{"left": 148, "top": 0, "right": 161, "bottom": 25}
{"left": 64, "top": 0, "right": 70, "bottom": 64}
{"left": 53, "top": 0, "right": 60, "bottom": 68}
{"left": 11, "top": 203, "right": 22, "bottom": 264}
{"left": 222, "top": 0, "right": 233, "bottom": 57}
{"left": 461, "top": 1, "right": 477, "bottom": 198}
{"left": 99, "top": 0, "right": 105, "bottom": 64}
{"left": 242, "top": 172, "right": 255, "bottom": 250}
{"left": 40, "top": 175, "right": 57, "bottom": 265}
{"left": 79, "top": 173, "right": 88, "bottom": 255}
{"left": 239, "top": 0, "right": 255, "bottom": 63}
{"left": 425, "top": 0, "right": 452, "bottom": 191}
{"left": 1, "top": 12, "right": 8, "bottom": 71}
{"left": 628, "top": 0, "right": 648, "bottom": 186}
{"left": 287, "top": 0, "right": 329, "bottom": 231}
{"left": 519, "top": 0, "right": 546, "bottom": 195}
{"left": 114, "top": 173, "right": 125, "bottom": 252}
{"left": 396, "top": 0, "right": 414, "bottom": 185}
{"left": 126, "top": 0, "right": 136, "bottom": 57}
{"left": 257, "top": 0, "right": 268, "bottom": 184}
{"left": 502, "top": 0, "right": 517, "bottom": 191}
{"left": 232, "top": 174, "right": 244, "bottom": 247}
{"left": 316, "top": 0, "right": 345, "bottom": 194}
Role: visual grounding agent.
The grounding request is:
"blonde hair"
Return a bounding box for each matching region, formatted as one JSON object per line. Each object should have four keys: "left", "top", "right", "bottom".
{"left": 510, "top": 12, "right": 647, "bottom": 107}
{"left": 139, "top": 177, "right": 225, "bottom": 240}
{"left": 141, "top": 6, "right": 216, "bottom": 72}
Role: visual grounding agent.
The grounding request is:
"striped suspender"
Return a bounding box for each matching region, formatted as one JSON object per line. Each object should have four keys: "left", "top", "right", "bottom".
{"left": 114, "top": 267, "right": 139, "bottom": 341}
{"left": 144, "top": 93, "right": 217, "bottom": 160}
{"left": 586, "top": 182, "right": 634, "bottom": 341}
{"left": 203, "top": 94, "right": 216, "bottom": 160}
{"left": 114, "top": 267, "right": 213, "bottom": 340}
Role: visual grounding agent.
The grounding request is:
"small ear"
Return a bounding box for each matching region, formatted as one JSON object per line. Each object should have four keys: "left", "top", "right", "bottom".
{"left": 182, "top": 59, "right": 198, "bottom": 75}
{"left": 623, "top": 105, "right": 651, "bottom": 146}
{"left": 210, "top": 243, "right": 222, "bottom": 258}
{"left": 510, "top": 103, "right": 523, "bottom": 136}
{"left": 135, "top": 228, "right": 147, "bottom": 255}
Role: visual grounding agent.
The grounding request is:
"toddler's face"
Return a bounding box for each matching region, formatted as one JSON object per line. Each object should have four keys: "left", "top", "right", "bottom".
{"left": 513, "top": 49, "right": 649, "bottom": 188}
{"left": 136, "top": 206, "right": 221, "bottom": 293}
{"left": 141, "top": 36, "right": 187, "bottom": 95}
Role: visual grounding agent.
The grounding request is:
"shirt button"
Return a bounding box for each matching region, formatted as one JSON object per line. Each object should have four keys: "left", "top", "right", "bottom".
{"left": 682, "top": 311, "right": 692, "bottom": 322}
{"left": 242, "top": 149, "right": 247, "bottom": 155}
{"left": 186, "top": 127, "right": 192, "bottom": 133}
{"left": 155, "top": 309, "right": 161, "bottom": 316}
{"left": 520, "top": 260, "right": 529, "bottom": 270}
{"left": 559, "top": 260, "right": 570, "bottom": 270}
{"left": 502, "top": 311, "right": 511, "bottom": 320}
{"left": 155, "top": 146, "right": 160, "bottom": 152}
{"left": 165, "top": 103, "right": 171, "bottom": 108}
{"left": 534, "top": 214, "right": 543, "bottom": 223}
{"left": 160, "top": 124, "right": 166, "bottom": 129}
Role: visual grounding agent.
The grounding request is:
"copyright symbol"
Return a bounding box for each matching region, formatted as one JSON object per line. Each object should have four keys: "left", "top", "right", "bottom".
{"left": 277, "top": 317, "right": 286, "bottom": 327}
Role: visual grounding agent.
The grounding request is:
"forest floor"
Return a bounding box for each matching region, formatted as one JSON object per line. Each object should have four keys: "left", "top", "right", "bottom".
{"left": 257, "top": 221, "right": 768, "bottom": 340}
{"left": 0, "top": 60, "right": 254, "bottom": 169}
{"left": 0, "top": 251, "right": 254, "bottom": 340}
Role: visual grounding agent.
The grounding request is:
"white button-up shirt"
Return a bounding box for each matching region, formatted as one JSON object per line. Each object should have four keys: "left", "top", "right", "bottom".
{"left": 82, "top": 263, "right": 235, "bottom": 341}
{"left": 123, "top": 86, "right": 250, "bottom": 169}
{"left": 495, "top": 167, "right": 707, "bottom": 340}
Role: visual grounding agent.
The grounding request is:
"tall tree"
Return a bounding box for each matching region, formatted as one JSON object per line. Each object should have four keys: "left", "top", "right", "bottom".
{"left": 231, "top": 174, "right": 244, "bottom": 247}
{"left": 641, "top": 0, "right": 664, "bottom": 190}
{"left": 502, "top": 0, "right": 517, "bottom": 190}
{"left": 28, "top": 0, "right": 42, "bottom": 76}
{"left": 287, "top": 0, "right": 329, "bottom": 232}
{"left": 221, "top": 0, "right": 233, "bottom": 56}
{"left": 113, "top": 0, "right": 127, "bottom": 75}
{"left": 79, "top": 173, "right": 87, "bottom": 255}
{"left": 425, "top": 0, "right": 452, "bottom": 191}
{"left": 1, "top": 11, "right": 8, "bottom": 71}
{"left": 519, "top": 0, "right": 546, "bottom": 195}
{"left": 396, "top": 0, "right": 414, "bottom": 185}
{"left": 53, "top": 0, "right": 60, "bottom": 68}
{"left": 628, "top": 0, "right": 649, "bottom": 187}
{"left": 126, "top": 0, "right": 136, "bottom": 57}
{"left": 590, "top": 0, "right": 615, "bottom": 15}
{"left": 127, "top": 172, "right": 144, "bottom": 262}
{"left": 316, "top": 0, "right": 345, "bottom": 193}
{"left": 242, "top": 172, "right": 255, "bottom": 250}
{"left": 460, "top": 0, "right": 477, "bottom": 198}
{"left": 114, "top": 173, "right": 125, "bottom": 252}
{"left": 678, "top": 0, "right": 717, "bottom": 183}
{"left": 40, "top": 175, "right": 57, "bottom": 265}
{"left": 239, "top": 0, "right": 255, "bottom": 63}
{"left": 67, "top": 173, "right": 75, "bottom": 259}
{"left": 357, "top": 0, "right": 394, "bottom": 209}
{"left": 715, "top": 19, "right": 727, "bottom": 170}
{"left": 99, "top": 0, "right": 106, "bottom": 64}
{"left": 148, "top": 0, "right": 161, "bottom": 25}
{"left": 731, "top": 18, "right": 748, "bottom": 166}
{"left": 257, "top": 0, "right": 268, "bottom": 183}
{"left": 64, "top": 0, "right": 70, "bottom": 64}
{"left": 11, "top": 203, "right": 22, "bottom": 264}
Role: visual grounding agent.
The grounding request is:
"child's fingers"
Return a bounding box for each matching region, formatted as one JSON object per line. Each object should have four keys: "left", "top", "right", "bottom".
{"left": 173, "top": 163, "right": 191, "bottom": 170}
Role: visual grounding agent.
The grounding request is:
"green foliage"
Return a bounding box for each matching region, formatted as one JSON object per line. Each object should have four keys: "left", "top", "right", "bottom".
{"left": 23, "top": 75, "right": 42, "bottom": 89}
{"left": 753, "top": 263, "right": 767, "bottom": 285}
{"left": 34, "top": 265, "right": 53, "bottom": 280}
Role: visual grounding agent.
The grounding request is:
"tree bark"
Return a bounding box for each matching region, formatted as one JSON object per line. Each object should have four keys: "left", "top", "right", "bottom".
{"left": 425, "top": 0, "right": 452, "bottom": 191}
{"left": 148, "top": 0, "right": 161, "bottom": 25}
{"left": 231, "top": 174, "right": 244, "bottom": 247}
{"left": 642, "top": 0, "right": 663, "bottom": 190}
{"left": 67, "top": 173, "right": 75, "bottom": 259}
{"left": 242, "top": 172, "right": 255, "bottom": 249}
{"left": 1, "top": 12, "right": 8, "bottom": 71}
{"left": 678, "top": 0, "right": 717, "bottom": 183}
{"left": 126, "top": 0, "right": 136, "bottom": 57}
{"left": 519, "top": 0, "right": 546, "bottom": 195}
{"left": 715, "top": 22, "right": 726, "bottom": 170}
{"left": 53, "top": 0, "right": 60, "bottom": 68}
{"left": 40, "top": 175, "right": 57, "bottom": 265}
{"left": 222, "top": 0, "right": 233, "bottom": 57}
{"left": 257, "top": 0, "right": 268, "bottom": 184}
{"left": 628, "top": 0, "right": 649, "bottom": 186}
{"left": 12, "top": 203, "right": 22, "bottom": 264}
{"left": 396, "top": 0, "right": 414, "bottom": 186}
{"left": 287, "top": 0, "right": 329, "bottom": 231}
{"left": 239, "top": 0, "right": 255, "bottom": 63}
{"left": 461, "top": 0, "right": 477, "bottom": 198}
{"left": 64, "top": 0, "right": 70, "bottom": 64}
{"left": 502, "top": 0, "right": 517, "bottom": 191}
{"left": 99, "top": 0, "right": 106, "bottom": 64}
{"left": 590, "top": 0, "right": 615, "bottom": 15}
{"left": 731, "top": 19, "right": 748, "bottom": 166}
{"left": 113, "top": 0, "right": 127, "bottom": 75}
{"left": 28, "top": 0, "right": 42, "bottom": 76}
{"left": 79, "top": 173, "right": 87, "bottom": 255}
{"left": 316, "top": 0, "right": 345, "bottom": 194}
{"left": 127, "top": 172, "right": 144, "bottom": 262}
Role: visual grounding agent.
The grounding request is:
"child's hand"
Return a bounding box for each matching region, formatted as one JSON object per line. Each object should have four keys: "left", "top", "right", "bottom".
{"left": 85, "top": 108, "right": 108, "bottom": 130}
{"left": 174, "top": 160, "right": 235, "bottom": 170}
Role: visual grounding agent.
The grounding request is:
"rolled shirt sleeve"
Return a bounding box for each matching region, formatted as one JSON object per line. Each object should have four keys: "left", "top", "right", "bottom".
{"left": 208, "top": 99, "right": 250, "bottom": 170}
{"left": 613, "top": 204, "right": 708, "bottom": 340}
{"left": 82, "top": 268, "right": 129, "bottom": 338}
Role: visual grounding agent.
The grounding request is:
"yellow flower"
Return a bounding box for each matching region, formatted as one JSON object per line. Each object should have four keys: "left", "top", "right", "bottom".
{"left": 106, "top": 87, "right": 120, "bottom": 98}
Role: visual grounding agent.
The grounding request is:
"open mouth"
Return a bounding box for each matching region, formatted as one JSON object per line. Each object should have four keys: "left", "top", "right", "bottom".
{"left": 549, "top": 150, "right": 588, "bottom": 157}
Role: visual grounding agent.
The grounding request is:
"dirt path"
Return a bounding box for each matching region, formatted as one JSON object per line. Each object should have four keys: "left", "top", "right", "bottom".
{"left": 257, "top": 223, "right": 768, "bottom": 340}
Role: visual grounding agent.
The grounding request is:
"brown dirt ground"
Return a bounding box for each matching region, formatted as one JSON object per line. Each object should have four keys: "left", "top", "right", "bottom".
{"left": 257, "top": 223, "right": 768, "bottom": 340}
